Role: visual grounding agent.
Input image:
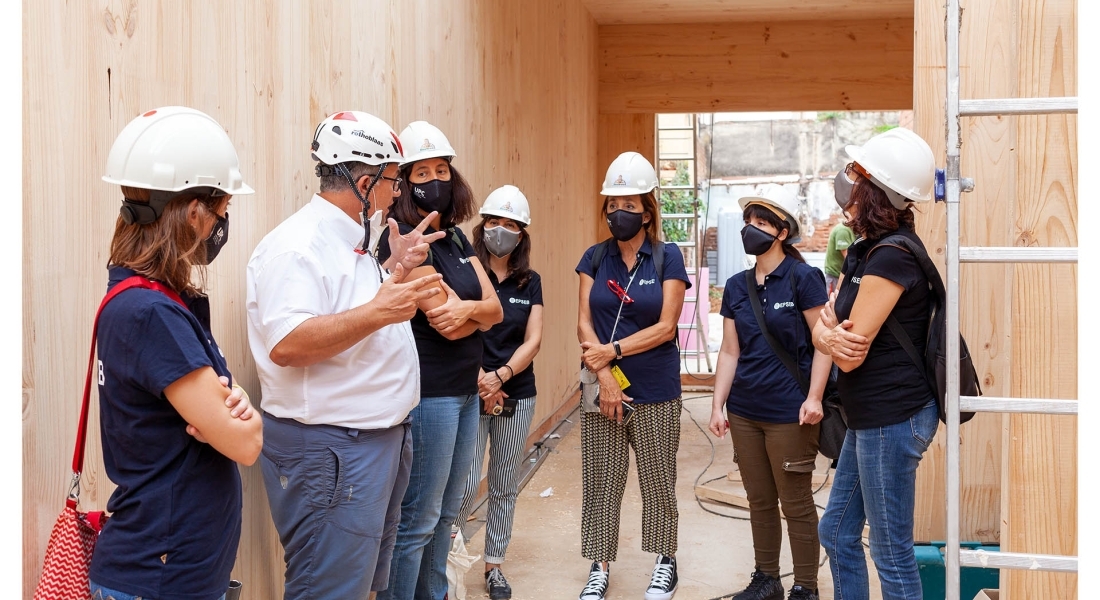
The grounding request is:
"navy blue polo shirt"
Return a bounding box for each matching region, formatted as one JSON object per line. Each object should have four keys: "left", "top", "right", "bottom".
{"left": 576, "top": 238, "right": 691, "bottom": 404}
{"left": 482, "top": 270, "right": 543, "bottom": 400}
{"left": 378, "top": 222, "right": 484, "bottom": 397}
{"left": 721, "top": 257, "right": 828, "bottom": 423}
{"left": 90, "top": 267, "right": 242, "bottom": 600}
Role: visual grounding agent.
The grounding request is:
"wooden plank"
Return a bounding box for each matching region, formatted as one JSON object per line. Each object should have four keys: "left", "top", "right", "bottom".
{"left": 22, "top": 1, "right": 601, "bottom": 596}
{"left": 1004, "top": 0, "right": 1078, "bottom": 596}
{"left": 726, "top": 471, "right": 830, "bottom": 486}
{"left": 581, "top": 0, "right": 912, "bottom": 25}
{"left": 695, "top": 484, "right": 751, "bottom": 510}
{"left": 599, "top": 19, "right": 913, "bottom": 113}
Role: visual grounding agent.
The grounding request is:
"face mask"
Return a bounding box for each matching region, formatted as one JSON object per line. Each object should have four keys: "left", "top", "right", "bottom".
{"left": 411, "top": 179, "right": 453, "bottom": 214}
{"left": 362, "top": 208, "right": 387, "bottom": 256}
{"left": 606, "top": 209, "right": 645, "bottom": 242}
{"left": 483, "top": 225, "right": 521, "bottom": 258}
{"left": 834, "top": 169, "right": 856, "bottom": 209}
{"left": 199, "top": 212, "right": 229, "bottom": 265}
{"left": 741, "top": 223, "right": 776, "bottom": 256}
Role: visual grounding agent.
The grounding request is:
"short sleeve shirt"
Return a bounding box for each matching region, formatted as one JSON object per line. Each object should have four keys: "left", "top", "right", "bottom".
{"left": 721, "top": 257, "right": 828, "bottom": 423}
{"left": 482, "top": 271, "right": 543, "bottom": 400}
{"left": 575, "top": 239, "right": 692, "bottom": 404}
{"left": 834, "top": 229, "right": 934, "bottom": 429}
{"left": 90, "top": 266, "right": 241, "bottom": 600}
{"left": 378, "top": 222, "right": 484, "bottom": 397}
{"left": 824, "top": 224, "right": 855, "bottom": 277}
{"left": 246, "top": 195, "right": 421, "bottom": 429}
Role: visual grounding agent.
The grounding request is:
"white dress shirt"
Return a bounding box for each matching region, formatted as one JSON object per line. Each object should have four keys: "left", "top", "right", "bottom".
{"left": 246, "top": 194, "right": 420, "bottom": 429}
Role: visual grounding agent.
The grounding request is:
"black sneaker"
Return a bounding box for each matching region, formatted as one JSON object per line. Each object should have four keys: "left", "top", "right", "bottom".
{"left": 644, "top": 555, "right": 678, "bottom": 600}
{"left": 578, "top": 562, "right": 609, "bottom": 600}
{"left": 731, "top": 569, "right": 784, "bottom": 600}
{"left": 485, "top": 567, "right": 512, "bottom": 600}
{"left": 787, "top": 585, "right": 819, "bottom": 600}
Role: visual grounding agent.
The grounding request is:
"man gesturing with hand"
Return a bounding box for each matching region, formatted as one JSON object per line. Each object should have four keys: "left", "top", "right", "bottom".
{"left": 246, "top": 111, "right": 442, "bottom": 600}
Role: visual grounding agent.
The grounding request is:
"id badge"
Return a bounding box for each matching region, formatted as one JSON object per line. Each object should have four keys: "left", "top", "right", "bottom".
{"left": 609, "top": 364, "right": 631, "bottom": 390}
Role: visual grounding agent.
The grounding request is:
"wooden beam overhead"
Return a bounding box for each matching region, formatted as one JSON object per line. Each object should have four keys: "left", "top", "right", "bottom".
{"left": 583, "top": 0, "right": 912, "bottom": 25}
{"left": 599, "top": 19, "right": 913, "bottom": 113}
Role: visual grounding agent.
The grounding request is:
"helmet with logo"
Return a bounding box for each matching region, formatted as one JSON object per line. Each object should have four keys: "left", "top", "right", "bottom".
{"left": 844, "top": 127, "right": 935, "bottom": 209}
{"left": 398, "top": 121, "right": 457, "bottom": 167}
{"left": 601, "top": 151, "right": 659, "bottom": 196}
{"left": 311, "top": 111, "right": 404, "bottom": 169}
{"left": 738, "top": 183, "right": 802, "bottom": 244}
{"left": 103, "top": 106, "right": 254, "bottom": 196}
{"left": 480, "top": 185, "right": 531, "bottom": 226}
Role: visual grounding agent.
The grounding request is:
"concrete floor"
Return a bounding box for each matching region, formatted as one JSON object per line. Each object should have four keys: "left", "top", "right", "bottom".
{"left": 457, "top": 394, "right": 884, "bottom": 600}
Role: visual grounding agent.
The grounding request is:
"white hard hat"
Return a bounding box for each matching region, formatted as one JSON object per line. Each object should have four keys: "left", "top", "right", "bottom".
{"left": 844, "top": 127, "right": 936, "bottom": 208}
{"left": 601, "top": 151, "right": 659, "bottom": 196}
{"left": 398, "top": 121, "right": 457, "bottom": 167}
{"left": 480, "top": 185, "right": 531, "bottom": 226}
{"left": 738, "top": 183, "right": 802, "bottom": 244}
{"left": 103, "top": 106, "right": 254, "bottom": 195}
{"left": 311, "top": 111, "right": 404, "bottom": 168}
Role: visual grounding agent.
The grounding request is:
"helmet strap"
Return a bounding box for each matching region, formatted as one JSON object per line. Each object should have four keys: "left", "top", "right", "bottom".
{"left": 119, "top": 189, "right": 207, "bottom": 225}
{"left": 335, "top": 162, "right": 386, "bottom": 254}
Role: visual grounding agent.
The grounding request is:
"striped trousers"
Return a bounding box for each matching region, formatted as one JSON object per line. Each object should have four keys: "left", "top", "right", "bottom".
{"left": 456, "top": 396, "right": 536, "bottom": 564}
{"left": 580, "top": 397, "right": 682, "bottom": 562}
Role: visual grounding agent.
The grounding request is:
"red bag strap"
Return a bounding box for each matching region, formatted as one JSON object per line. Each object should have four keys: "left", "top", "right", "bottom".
{"left": 68, "top": 276, "right": 187, "bottom": 506}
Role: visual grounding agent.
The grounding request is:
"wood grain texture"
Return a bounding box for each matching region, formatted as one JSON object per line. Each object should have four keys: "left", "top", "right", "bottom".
{"left": 599, "top": 19, "right": 913, "bottom": 113}
{"left": 22, "top": 1, "right": 598, "bottom": 597}
{"left": 913, "top": 0, "right": 1077, "bottom": 596}
{"left": 596, "top": 113, "right": 655, "bottom": 238}
{"left": 581, "top": 0, "right": 912, "bottom": 25}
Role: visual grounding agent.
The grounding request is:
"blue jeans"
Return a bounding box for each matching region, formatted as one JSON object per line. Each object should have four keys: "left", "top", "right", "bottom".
{"left": 90, "top": 581, "right": 226, "bottom": 600}
{"left": 819, "top": 400, "right": 939, "bottom": 600}
{"left": 380, "top": 394, "right": 481, "bottom": 600}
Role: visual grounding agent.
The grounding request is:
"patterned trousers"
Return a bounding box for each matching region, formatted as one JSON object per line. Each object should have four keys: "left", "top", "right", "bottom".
{"left": 580, "top": 397, "right": 682, "bottom": 562}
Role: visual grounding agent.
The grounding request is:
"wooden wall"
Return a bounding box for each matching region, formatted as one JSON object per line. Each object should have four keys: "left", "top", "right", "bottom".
{"left": 596, "top": 114, "right": 655, "bottom": 238}
{"left": 21, "top": 1, "right": 598, "bottom": 597}
{"left": 598, "top": 19, "right": 914, "bottom": 114}
{"left": 912, "top": 0, "right": 1077, "bottom": 598}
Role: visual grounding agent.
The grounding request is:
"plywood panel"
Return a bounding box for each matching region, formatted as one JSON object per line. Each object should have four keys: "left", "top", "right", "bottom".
{"left": 913, "top": 0, "right": 1077, "bottom": 596}
{"left": 22, "top": 1, "right": 598, "bottom": 597}
{"left": 599, "top": 19, "right": 913, "bottom": 113}
{"left": 582, "top": 0, "right": 912, "bottom": 24}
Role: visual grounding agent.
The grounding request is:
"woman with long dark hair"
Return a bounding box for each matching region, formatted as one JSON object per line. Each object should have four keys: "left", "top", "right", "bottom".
{"left": 454, "top": 185, "right": 544, "bottom": 600}
{"left": 813, "top": 128, "right": 940, "bottom": 600}
{"left": 377, "top": 121, "right": 503, "bottom": 600}
{"left": 575, "top": 151, "right": 690, "bottom": 600}
{"left": 708, "top": 184, "right": 830, "bottom": 600}
{"left": 91, "top": 106, "right": 262, "bottom": 600}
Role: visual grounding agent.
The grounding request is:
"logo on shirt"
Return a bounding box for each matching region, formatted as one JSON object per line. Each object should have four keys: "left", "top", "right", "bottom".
{"left": 638, "top": 278, "right": 656, "bottom": 285}
{"left": 773, "top": 301, "right": 795, "bottom": 310}
{"left": 98, "top": 360, "right": 104, "bottom": 385}
{"left": 459, "top": 257, "right": 470, "bottom": 264}
{"left": 509, "top": 297, "right": 530, "bottom": 305}
{"left": 851, "top": 276, "right": 862, "bottom": 284}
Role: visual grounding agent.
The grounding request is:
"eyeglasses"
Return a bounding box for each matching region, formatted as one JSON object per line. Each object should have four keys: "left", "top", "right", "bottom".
{"left": 845, "top": 162, "right": 871, "bottom": 181}
{"left": 380, "top": 174, "right": 403, "bottom": 192}
{"left": 607, "top": 279, "right": 634, "bottom": 304}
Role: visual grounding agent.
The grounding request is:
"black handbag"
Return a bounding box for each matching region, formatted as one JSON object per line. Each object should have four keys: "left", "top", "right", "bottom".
{"left": 744, "top": 269, "right": 846, "bottom": 460}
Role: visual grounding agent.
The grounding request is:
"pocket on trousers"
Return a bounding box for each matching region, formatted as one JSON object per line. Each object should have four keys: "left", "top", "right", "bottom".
{"left": 307, "top": 447, "right": 345, "bottom": 508}
{"left": 782, "top": 457, "right": 817, "bottom": 473}
{"left": 910, "top": 401, "right": 939, "bottom": 449}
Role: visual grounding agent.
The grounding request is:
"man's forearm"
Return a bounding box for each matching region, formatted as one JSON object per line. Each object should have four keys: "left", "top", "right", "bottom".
{"left": 270, "top": 305, "right": 389, "bottom": 368}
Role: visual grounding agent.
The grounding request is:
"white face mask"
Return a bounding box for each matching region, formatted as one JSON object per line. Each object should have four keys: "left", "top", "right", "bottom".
{"left": 483, "top": 225, "right": 521, "bottom": 258}
{"left": 358, "top": 208, "right": 389, "bottom": 256}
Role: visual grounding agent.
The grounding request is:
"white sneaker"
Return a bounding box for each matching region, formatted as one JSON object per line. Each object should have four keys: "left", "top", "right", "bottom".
{"left": 578, "top": 562, "right": 609, "bottom": 600}
{"left": 644, "top": 555, "right": 678, "bottom": 600}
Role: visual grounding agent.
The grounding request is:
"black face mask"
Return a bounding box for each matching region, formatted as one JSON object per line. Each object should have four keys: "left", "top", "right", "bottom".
{"left": 741, "top": 224, "right": 777, "bottom": 256}
{"left": 834, "top": 170, "right": 856, "bottom": 210}
{"left": 606, "top": 209, "right": 645, "bottom": 242}
{"left": 411, "top": 179, "right": 453, "bottom": 214}
{"left": 200, "top": 212, "right": 229, "bottom": 265}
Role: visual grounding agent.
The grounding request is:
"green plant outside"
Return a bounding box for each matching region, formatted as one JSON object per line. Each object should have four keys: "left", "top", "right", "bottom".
{"left": 660, "top": 162, "right": 696, "bottom": 243}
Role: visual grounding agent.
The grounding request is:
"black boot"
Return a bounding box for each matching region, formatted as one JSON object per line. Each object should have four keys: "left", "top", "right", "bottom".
{"left": 730, "top": 569, "right": 784, "bottom": 600}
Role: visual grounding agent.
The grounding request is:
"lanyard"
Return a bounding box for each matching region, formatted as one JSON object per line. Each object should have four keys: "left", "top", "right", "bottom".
{"left": 610, "top": 253, "right": 645, "bottom": 343}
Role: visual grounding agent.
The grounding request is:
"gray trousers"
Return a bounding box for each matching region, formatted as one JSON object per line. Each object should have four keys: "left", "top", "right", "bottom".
{"left": 455, "top": 396, "right": 536, "bottom": 564}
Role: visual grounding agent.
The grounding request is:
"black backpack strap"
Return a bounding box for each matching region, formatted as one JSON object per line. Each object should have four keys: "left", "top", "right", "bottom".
{"left": 653, "top": 239, "right": 665, "bottom": 282}
{"left": 744, "top": 269, "right": 810, "bottom": 396}
{"left": 589, "top": 238, "right": 615, "bottom": 279}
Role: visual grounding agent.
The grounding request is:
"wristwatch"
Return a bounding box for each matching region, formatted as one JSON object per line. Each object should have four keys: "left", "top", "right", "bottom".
{"left": 613, "top": 341, "right": 622, "bottom": 359}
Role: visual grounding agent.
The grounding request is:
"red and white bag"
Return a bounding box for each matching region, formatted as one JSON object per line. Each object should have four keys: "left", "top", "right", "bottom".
{"left": 34, "top": 277, "right": 186, "bottom": 600}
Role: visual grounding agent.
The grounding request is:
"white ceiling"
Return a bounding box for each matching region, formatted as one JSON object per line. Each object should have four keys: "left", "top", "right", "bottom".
{"left": 582, "top": 0, "right": 913, "bottom": 25}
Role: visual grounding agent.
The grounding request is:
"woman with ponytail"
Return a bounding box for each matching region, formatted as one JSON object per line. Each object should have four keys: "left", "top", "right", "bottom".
{"left": 708, "top": 184, "right": 830, "bottom": 600}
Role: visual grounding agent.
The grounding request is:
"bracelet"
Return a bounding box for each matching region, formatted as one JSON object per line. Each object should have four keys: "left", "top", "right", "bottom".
{"left": 494, "top": 370, "right": 505, "bottom": 385}
{"left": 613, "top": 341, "right": 622, "bottom": 359}
{"left": 501, "top": 365, "right": 514, "bottom": 379}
